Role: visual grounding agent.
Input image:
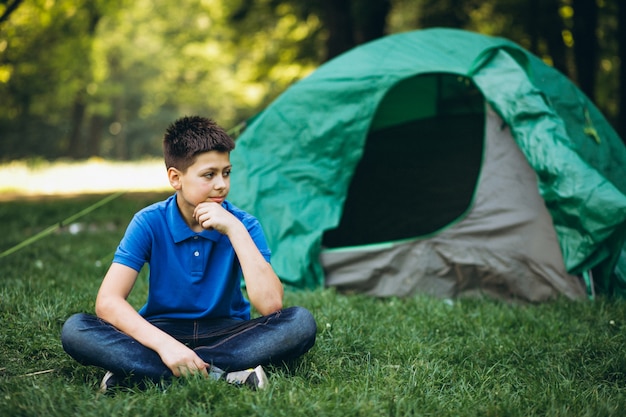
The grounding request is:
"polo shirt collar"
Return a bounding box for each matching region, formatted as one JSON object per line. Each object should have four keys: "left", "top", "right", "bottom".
{"left": 166, "top": 194, "right": 224, "bottom": 243}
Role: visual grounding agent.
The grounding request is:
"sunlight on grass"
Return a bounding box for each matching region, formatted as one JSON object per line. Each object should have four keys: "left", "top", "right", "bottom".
{"left": 0, "top": 158, "right": 170, "bottom": 198}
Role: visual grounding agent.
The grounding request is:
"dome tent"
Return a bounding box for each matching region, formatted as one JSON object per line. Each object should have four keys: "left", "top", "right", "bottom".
{"left": 229, "top": 28, "right": 626, "bottom": 302}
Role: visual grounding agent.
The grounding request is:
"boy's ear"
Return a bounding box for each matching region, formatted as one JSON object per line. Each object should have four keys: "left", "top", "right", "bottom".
{"left": 167, "top": 167, "right": 183, "bottom": 190}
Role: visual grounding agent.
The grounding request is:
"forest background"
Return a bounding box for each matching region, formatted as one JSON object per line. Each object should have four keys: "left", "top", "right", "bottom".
{"left": 1, "top": 0, "right": 624, "bottom": 162}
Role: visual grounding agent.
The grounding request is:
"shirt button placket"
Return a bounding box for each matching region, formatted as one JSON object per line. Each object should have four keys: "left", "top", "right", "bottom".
{"left": 191, "top": 236, "right": 202, "bottom": 273}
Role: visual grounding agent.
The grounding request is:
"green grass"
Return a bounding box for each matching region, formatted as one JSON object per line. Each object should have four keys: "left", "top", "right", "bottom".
{"left": 1, "top": 192, "right": 625, "bottom": 416}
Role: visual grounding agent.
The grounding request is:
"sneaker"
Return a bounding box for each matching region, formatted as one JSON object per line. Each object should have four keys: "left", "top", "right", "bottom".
{"left": 99, "top": 371, "right": 116, "bottom": 393}
{"left": 224, "top": 365, "right": 268, "bottom": 390}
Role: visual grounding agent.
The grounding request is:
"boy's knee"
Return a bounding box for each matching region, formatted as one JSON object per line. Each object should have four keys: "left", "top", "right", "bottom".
{"left": 60, "top": 313, "right": 91, "bottom": 347}
{"left": 62, "top": 312, "right": 88, "bottom": 331}
{"left": 287, "top": 306, "right": 317, "bottom": 341}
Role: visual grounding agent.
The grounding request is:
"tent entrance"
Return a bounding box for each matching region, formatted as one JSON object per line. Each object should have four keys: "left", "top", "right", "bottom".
{"left": 322, "top": 74, "right": 485, "bottom": 248}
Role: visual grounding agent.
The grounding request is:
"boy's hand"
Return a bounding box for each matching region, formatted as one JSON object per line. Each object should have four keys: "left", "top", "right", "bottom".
{"left": 195, "top": 200, "right": 284, "bottom": 316}
{"left": 193, "top": 202, "right": 238, "bottom": 235}
{"left": 159, "top": 341, "right": 210, "bottom": 378}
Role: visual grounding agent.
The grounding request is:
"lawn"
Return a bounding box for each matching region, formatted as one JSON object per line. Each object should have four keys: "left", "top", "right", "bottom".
{"left": 1, "top": 192, "right": 625, "bottom": 416}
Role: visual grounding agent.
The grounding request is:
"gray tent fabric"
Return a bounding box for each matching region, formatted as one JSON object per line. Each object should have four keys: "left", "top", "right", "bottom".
{"left": 322, "top": 106, "right": 586, "bottom": 302}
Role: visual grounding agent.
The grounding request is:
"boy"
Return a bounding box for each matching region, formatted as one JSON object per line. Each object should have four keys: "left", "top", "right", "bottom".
{"left": 61, "top": 116, "right": 317, "bottom": 391}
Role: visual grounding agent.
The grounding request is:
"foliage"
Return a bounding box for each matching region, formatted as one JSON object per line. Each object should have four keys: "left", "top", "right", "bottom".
{"left": 1, "top": 193, "right": 626, "bottom": 416}
{"left": 0, "top": 0, "right": 321, "bottom": 160}
{"left": 0, "top": 0, "right": 623, "bottom": 160}
{"left": 0, "top": 0, "right": 117, "bottom": 157}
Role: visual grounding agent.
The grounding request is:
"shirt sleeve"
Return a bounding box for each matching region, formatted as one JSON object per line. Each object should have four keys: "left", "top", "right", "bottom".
{"left": 113, "top": 213, "right": 153, "bottom": 272}
{"left": 243, "top": 215, "right": 272, "bottom": 263}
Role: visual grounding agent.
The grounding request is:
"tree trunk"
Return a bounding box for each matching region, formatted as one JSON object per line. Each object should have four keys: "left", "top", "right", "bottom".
{"left": 0, "top": 0, "right": 23, "bottom": 26}
{"left": 572, "top": 0, "right": 599, "bottom": 100}
{"left": 318, "top": 0, "right": 355, "bottom": 60}
{"left": 87, "top": 114, "right": 105, "bottom": 157}
{"left": 66, "top": 4, "right": 102, "bottom": 159}
{"left": 352, "top": 0, "right": 391, "bottom": 44}
{"left": 541, "top": 0, "right": 569, "bottom": 77}
{"left": 618, "top": 0, "right": 626, "bottom": 141}
{"left": 113, "top": 107, "right": 128, "bottom": 160}
{"left": 67, "top": 94, "right": 86, "bottom": 159}
{"left": 419, "top": 0, "right": 470, "bottom": 28}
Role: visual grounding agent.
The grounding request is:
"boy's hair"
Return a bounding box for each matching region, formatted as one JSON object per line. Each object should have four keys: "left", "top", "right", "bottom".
{"left": 163, "top": 116, "right": 235, "bottom": 172}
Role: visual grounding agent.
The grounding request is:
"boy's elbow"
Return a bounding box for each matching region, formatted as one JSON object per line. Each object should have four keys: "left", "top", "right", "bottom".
{"left": 94, "top": 300, "right": 106, "bottom": 319}
{"left": 94, "top": 295, "right": 114, "bottom": 320}
{"left": 257, "top": 296, "right": 283, "bottom": 316}
{"left": 268, "top": 298, "right": 284, "bottom": 314}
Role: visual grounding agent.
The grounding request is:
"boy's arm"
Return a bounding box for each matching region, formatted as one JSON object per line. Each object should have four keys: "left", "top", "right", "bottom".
{"left": 194, "top": 203, "right": 284, "bottom": 315}
{"left": 95, "top": 263, "right": 210, "bottom": 377}
{"left": 227, "top": 221, "right": 284, "bottom": 315}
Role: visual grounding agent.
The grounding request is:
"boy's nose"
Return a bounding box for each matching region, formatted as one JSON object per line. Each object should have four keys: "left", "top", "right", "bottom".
{"left": 214, "top": 176, "right": 226, "bottom": 189}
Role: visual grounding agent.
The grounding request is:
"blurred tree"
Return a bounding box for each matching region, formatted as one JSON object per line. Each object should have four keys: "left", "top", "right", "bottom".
{"left": 417, "top": 0, "right": 622, "bottom": 142}
{"left": 387, "top": 0, "right": 424, "bottom": 31}
{"left": 571, "top": 0, "right": 599, "bottom": 101}
{"left": 222, "top": 0, "right": 324, "bottom": 115}
{"left": 315, "top": 0, "right": 391, "bottom": 59}
{"left": 492, "top": 0, "right": 569, "bottom": 76}
{"left": 315, "top": 0, "right": 355, "bottom": 59}
{"left": 616, "top": 1, "right": 626, "bottom": 136}
{"left": 0, "top": 0, "right": 624, "bottom": 160}
{"left": 0, "top": 0, "right": 323, "bottom": 160}
{"left": 419, "top": 0, "right": 473, "bottom": 28}
{"left": 66, "top": 1, "right": 104, "bottom": 159}
{"left": 419, "top": 0, "right": 569, "bottom": 73}
{"left": 566, "top": 0, "right": 621, "bottom": 135}
{"left": 230, "top": 0, "right": 391, "bottom": 61}
{"left": 0, "top": 0, "right": 125, "bottom": 160}
{"left": 0, "top": 0, "right": 23, "bottom": 25}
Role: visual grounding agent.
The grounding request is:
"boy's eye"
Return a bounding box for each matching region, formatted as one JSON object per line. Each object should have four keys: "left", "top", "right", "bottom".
{"left": 204, "top": 172, "right": 214, "bottom": 179}
{"left": 224, "top": 170, "right": 231, "bottom": 177}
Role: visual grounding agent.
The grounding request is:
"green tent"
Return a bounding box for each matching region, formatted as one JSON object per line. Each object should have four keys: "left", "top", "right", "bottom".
{"left": 230, "top": 28, "right": 626, "bottom": 301}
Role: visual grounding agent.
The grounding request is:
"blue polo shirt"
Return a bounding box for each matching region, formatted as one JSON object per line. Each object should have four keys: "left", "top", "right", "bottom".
{"left": 112, "top": 194, "right": 271, "bottom": 321}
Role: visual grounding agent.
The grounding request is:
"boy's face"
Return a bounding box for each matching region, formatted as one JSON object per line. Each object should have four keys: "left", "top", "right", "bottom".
{"left": 169, "top": 151, "right": 231, "bottom": 208}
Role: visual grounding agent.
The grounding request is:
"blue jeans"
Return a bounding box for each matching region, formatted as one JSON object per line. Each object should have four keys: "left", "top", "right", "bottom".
{"left": 61, "top": 306, "right": 316, "bottom": 385}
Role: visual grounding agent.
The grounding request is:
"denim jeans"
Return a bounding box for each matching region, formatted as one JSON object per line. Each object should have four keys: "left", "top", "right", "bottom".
{"left": 61, "top": 306, "right": 317, "bottom": 385}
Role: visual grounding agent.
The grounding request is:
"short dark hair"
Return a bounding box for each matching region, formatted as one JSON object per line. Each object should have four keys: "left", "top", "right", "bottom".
{"left": 163, "top": 116, "right": 235, "bottom": 172}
